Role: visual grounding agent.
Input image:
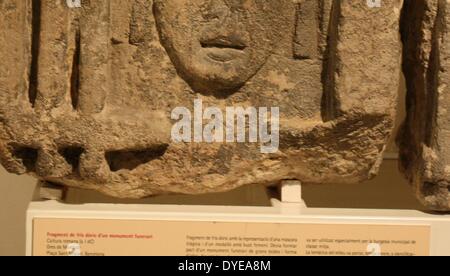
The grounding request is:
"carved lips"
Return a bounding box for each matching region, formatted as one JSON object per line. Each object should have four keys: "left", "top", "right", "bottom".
{"left": 200, "top": 35, "right": 248, "bottom": 63}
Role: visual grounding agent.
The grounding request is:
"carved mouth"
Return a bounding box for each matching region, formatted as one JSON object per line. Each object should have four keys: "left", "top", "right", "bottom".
{"left": 201, "top": 37, "right": 247, "bottom": 62}
{"left": 200, "top": 38, "right": 247, "bottom": 51}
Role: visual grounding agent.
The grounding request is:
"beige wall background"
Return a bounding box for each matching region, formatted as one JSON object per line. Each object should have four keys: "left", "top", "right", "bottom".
{"left": 0, "top": 168, "right": 35, "bottom": 256}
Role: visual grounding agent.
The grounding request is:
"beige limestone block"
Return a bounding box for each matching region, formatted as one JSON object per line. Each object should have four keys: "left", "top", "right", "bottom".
{"left": 0, "top": 1, "right": 402, "bottom": 199}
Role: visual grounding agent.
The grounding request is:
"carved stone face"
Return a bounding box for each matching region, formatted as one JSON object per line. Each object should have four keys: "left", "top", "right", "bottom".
{"left": 154, "top": 0, "right": 289, "bottom": 95}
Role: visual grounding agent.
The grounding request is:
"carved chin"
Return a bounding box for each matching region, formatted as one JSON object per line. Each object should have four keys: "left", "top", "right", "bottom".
{"left": 185, "top": 70, "right": 247, "bottom": 96}
{"left": 177, "top": 56, "right": 252, "bottom": 95}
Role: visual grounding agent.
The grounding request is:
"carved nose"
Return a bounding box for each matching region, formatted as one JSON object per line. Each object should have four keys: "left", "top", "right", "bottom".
{"left": 202, "top": 0, "right": 230, "bottom": 21}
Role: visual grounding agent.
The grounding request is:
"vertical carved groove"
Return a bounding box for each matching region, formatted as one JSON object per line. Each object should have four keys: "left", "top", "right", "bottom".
{"left": 70, "top": 30, "right": 81, "bottom": 110}
{"left": 425, "top": 0, "right": 445, "bottom": 147}
{"left": 29, "top": 0, "right": 41, "bottom": 106}
{"left": 321, "top": 0, "right": 340, "bottom": 122}
{"left": 398, "top": 0, "right": 431, "bottom": 174}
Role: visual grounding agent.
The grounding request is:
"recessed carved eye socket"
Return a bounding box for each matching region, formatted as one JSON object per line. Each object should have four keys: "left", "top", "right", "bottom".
{"left": 9, "top": 144, "right": 39, "bottom": 172}
{"left": 105, "top": 145, "right": 169, "bottom": 172}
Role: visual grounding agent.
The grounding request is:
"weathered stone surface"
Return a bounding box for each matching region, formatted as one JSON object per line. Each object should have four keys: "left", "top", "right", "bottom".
{"left": 399, "top": 0, "right": 450, "bottom": 210}
{"left": 0, "top": 0, "right": 402, "bottom": 198}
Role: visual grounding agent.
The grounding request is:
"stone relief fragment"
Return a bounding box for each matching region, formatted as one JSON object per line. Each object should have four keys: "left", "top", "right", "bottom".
{"left": 0, "top": 0, "right": 402, "bottom": 199}
{"left": 399, "top": 0, "right": 450, "bottom": 210}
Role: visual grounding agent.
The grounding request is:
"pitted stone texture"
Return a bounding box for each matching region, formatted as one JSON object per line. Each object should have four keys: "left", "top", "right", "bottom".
{"left": 0, "top": 0, "right": 402, "bottom": 198}
{"left": 399, "top": 0, "right": 450, "bottom": 211}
